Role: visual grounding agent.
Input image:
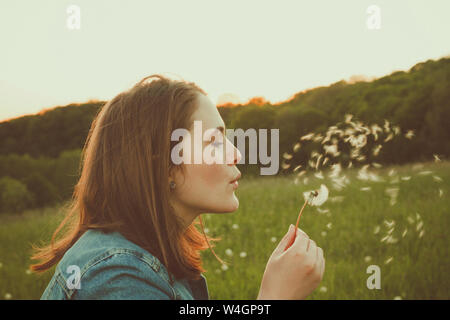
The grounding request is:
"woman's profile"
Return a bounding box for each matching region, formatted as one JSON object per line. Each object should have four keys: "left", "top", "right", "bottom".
{"left": 30, "top": 75, "right": 325, "bottom": 300}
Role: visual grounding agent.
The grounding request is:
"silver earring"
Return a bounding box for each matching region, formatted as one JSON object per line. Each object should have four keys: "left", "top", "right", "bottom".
{"left": 169, "top": 181, "right": 176, "bottom": 189}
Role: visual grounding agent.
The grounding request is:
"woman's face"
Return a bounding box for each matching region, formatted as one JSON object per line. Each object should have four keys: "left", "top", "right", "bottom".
{"left": 169, "top": 93, "right": 242, "bottom": 224}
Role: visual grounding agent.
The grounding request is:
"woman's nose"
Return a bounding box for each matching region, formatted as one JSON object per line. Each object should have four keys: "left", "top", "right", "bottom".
{"left": 227, "top": 143, "right": 242, "bottom": 165}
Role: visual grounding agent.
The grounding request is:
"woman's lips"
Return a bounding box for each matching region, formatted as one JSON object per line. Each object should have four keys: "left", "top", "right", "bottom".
{"left": 230, "top": 180, "right": 239, "bottom": 189}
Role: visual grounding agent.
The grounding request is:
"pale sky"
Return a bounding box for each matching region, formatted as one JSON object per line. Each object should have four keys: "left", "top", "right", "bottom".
{"left": 0, "top": 0, "right": 449, "bottom": 122}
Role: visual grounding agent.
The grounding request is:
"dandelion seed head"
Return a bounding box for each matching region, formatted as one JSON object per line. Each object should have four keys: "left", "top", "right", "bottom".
{"left": 225, "top": 249, "right": 233, "bottom": 257}
{"left": 303, "top": 184, "right": 329, "bottom": 206}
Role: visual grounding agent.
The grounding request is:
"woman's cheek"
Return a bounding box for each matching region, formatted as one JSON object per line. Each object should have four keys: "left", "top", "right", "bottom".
{"left": 191, "top": 163, "right": 225, "bottom": 189}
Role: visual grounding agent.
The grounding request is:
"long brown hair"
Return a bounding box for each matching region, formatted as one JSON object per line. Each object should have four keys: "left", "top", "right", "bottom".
{"left": 30, "top": 74, "right": 221, "bottom": 281}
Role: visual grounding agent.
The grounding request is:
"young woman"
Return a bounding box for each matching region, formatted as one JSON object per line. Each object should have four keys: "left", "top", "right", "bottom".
{"left": 30, "top": 74, "right": 325, "bottom": 300}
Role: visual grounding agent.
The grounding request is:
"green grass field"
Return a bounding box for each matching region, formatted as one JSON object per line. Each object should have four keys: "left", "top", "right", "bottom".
{"left": 0, "top": 160, "right": 449, "bottom": 299}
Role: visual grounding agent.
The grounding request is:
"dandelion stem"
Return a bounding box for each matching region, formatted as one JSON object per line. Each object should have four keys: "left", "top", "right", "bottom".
{"left": 294, "top": 198, "right": 309, "bottom": 231}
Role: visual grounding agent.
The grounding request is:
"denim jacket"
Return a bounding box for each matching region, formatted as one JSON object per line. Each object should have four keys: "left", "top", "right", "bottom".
{"left": 41, "top": 229, "right": 209, "bottom": 300}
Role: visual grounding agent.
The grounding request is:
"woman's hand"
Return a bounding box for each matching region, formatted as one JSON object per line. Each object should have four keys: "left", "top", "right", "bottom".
{"left": 257, "top": 224, "right": 325, "bottom": 300}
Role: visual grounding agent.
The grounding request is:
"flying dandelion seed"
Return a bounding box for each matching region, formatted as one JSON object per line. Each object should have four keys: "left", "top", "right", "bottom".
{"left": 329, "top": 196, "right": 344, "bottom": 203}
{"left": 372, "top": 162, "right": 382, "bottom": 168}
{"left": 416, "top": 221, "right": 423, "bottom": 231}
{"left": 390, "top": 176, "right": 400, "bottom": 184}
{"left": 301, "top": 133, "right": 315, "bottom": 141}
{"left": 384, "top": 133, "right": 394, "bottom": 142}
{"left": 384, "top": 220, "right": 395, "bottom": 228}
{"left": 271, "top": 237, "right": 277, "bottom": 243}
{"left": 364, "top": 256, "right": 372, "bottom": 263}
{"left": 416, "top": 212, "right": 421, "bottom": 221}
{"left": 419, "top": 230, "right": 425, "bottom": 238}
{"left": 239, "top": 252, "right": 247, "bottom": 258}
{"left": 322, "top": 157, "right": 329, "bottom": 166}
{"left": 393, "top": 126, "right": 401, "bottom": 135}
{"left": 383, "top": 119, "right": 391, "bottom": 132}
{"left": 402, "top": 229, "right": 408, "bottom": 237}
{"left": 374, "top": 225, "right": 380, "bottom": 234}
{"left": 281, "top": 162, "right": 290, "bottom": 170}
{"left": 433, "top": 175, "right": 443, "bottom": 182}
{"left": 314, "top": 171, "right": 324, "bottom": 179}
{"left": 283, "top": 152, "right": 293, "bottom": 160}
{"left": 293, "top": 165, "right": 302, "bottom": 172}
{"left": 385, "top": 257, "right": 394, "bottom": 265}
{"left": 297, "top": 170, "right": 306, "bottom": 177}
{"left": 405, "top": 130, "right": 415, "bottom": 139}
{"left": 407, "top": 216, "right": 415, "bottom": 224}
{"left": 386, "top": 235, "right": 398, "bottom": 244}
{"left": 388, "top": 169, "right": 396, "bottom": 176}
{"left": 293, "top": 142, "right": 301, "bottom": 153}
{"left": 316, "top": 207, "right": 330, "bottom": 214}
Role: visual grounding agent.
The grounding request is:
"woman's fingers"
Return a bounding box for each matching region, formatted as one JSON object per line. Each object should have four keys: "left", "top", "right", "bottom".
{"left": 291, "top": 228, "right": 310, "bottom": 252}
{"left": 318, "top": 247, "right": 325, "bottom": 279}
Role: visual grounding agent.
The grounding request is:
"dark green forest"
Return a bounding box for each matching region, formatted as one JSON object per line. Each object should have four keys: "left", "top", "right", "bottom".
{"left": 0, "top": 56, "right": 449, "bottom": 213}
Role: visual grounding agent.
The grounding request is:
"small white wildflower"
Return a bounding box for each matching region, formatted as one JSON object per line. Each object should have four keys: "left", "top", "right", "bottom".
{"left": 433, "top": 175, "right": 443, "bottom": 182}
{"left": 225, "top": 249, "right": 233, "bottom": 257}
{"left": 419, "top": 230, "right": 425, "bottom": 238}
{"left": 221, "top": 264, "right": 229, "bottom": 271}
{"left": 360, "top": 187, "right": 371, "bottom": 191}
{"left": 326, "top": 222, "right": 332, "bottom": 230}
{"left": 270, "top": 237, "right": 277, "bottom": 243}
{"left": 232, "top": 224, "right": 239, "bottom": 230}
{"left": 319, "top": 286, "right": 328, "bottom": 293}
{"left": 4, "top": 293, "right": 12, "bottom": 300}
{"left": 321, "top": 231, "right": 327, "bottom": 237}
{"left": 204, "top": 228, "right": 210, "bottom": 234}
{"left": 26, "top": 269, "right": 32, "bottom": 275}
{"left": 239, "top": 252, "right": 247, "bottom": 258}
{"left": 364, "top": 256, "right": 372, "bottom": 263}
{"left": 393, "top": 296, "right": 402, "bottom": 300}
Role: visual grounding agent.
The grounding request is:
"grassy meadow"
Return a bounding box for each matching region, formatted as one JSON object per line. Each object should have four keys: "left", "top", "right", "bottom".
{"left": 0, "top": 160, "right": 449, "bottom": 300}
